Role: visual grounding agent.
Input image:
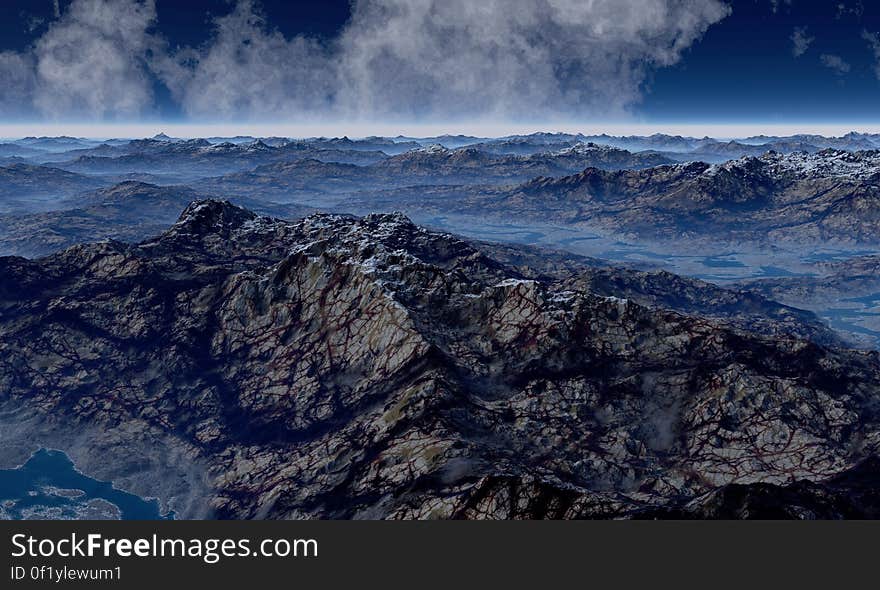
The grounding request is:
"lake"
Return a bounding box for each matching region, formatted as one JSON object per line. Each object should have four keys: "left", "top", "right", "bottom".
{"left": 0, "top": 449, "right": 173, "bottom": 520}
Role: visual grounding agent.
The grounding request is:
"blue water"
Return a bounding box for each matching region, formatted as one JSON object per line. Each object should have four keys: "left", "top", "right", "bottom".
{"left": 0, "top": 449, "right": 173, "bottom": 520}
{"left": 701, "top": 256, "right": 746, "bottom": 269}
{"left": 758, "top": 266, "right": 813, "bottom": 278}
{"left": 844, "top": 292, "right": 880, "bottom": 308}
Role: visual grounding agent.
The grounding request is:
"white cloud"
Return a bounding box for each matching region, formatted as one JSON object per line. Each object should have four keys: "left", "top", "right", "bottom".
{"left": 155, "top": 0, "right": 334, "bottom": 120}
{"left": 0, "top": 0, "right": 732, "bottom": 122}
{"left": 329, "top": 0, "right": 731, "bottom": 121}
{"left": 791, "top": 27, "right": 813, "bottom": 57}
{"left": 33, "top": 0, "right": 160, "bottom": 119}
{"left": 0, "top": 0, "right": 160, "bottom": 120}
{"left": 820, "top": 53, "right": 851, "bottom": 75}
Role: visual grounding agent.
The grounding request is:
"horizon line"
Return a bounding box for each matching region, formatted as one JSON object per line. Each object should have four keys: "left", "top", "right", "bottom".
{"left": 4, "top": 121, "right": 880, "bottom": 140}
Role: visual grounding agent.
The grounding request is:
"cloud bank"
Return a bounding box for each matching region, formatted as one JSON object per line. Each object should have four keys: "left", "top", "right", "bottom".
{"left": 0, "top": 0, "right": 731, "bottom": 122}
{"left": 1, "top": 0, "right": 161, "bottom": 120}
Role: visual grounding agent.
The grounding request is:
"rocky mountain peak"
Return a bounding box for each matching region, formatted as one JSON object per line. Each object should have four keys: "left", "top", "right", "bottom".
{"left": 3, "top": 201, "right": 879, "bottom": 518}
{"left": 555, "top": 141, "right": 616, "bottom": 156}
{"left": 171, "top": 199, "right": 259, "bottom": 236}
{"left": 246, "top": 140, "right": 271, "bottom": 151}
{"left": 413, "top": 143, "right": 449, "bottom": 155}
{"left": 288, "top": 210, "right": 505, "bottom": 287}
{"left": 701, "top": 155, "right": 772, "bottom": 182}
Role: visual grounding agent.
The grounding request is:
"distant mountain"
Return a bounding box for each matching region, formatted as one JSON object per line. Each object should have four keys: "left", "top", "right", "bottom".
{"left": 464, "top": 138, "right": 580, "bottom": 155}
{"left": 0, "top": 163, "right": 108, "bottom": 213}
{"left": 201, "top": 143, "right": 676, "bottom": 202}
{"left": 12, "top": 132, "right": 880, "bottom": 176}
{"left": 373, "top": 142, "right": 673, "bottom": 179}
{"left": 0, "top": 182, "right": 317, "bottom": 258}
{"left": 740, "top": 132, "right": 880, "bottom": 151}
{"left": 14, "top": 132, "right": 871, "bottom": 249}
{"left": 45, "top": 138, "right": 388, "bottom": 180}
{"left": 415, "top": 134, "right": 487, "bottom": 149}
{"left": 460, "top": 132, "right": 880, "bottom": 163}
{"left": 0, "top": 143, "right": 48, "bottom": 158}
{"left": 203, "top": 159, "right": 372, "bottom": 200}
{"left": 43, "top": 143, "right": 130, "bottom": 161}
{"left": 546, "top": 142, "right": 675, "bottom": 169}
{"left": 276, "top": 141, "right": 388, "bottom": 165}
{"left": 578, "top": 131, "right": 880, "bottom": 155}
{"left": 13, "top": 136, "right": 98, "bottom": 152}
{"left": 378, "top": 149, "right": 880, "bottom": 247}
{"left": 583, "top": 133, "right": 701, "bottom": 153}
{"left": 304, "top": 136, "right": 423, "bottom": 154}
{"left": 3, "top": 201, "right": 875, "bottom": 518}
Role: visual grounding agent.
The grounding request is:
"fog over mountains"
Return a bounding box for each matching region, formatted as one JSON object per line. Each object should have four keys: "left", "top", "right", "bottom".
{"left": 3, "top": 129, "right": 880, "bottom": 519}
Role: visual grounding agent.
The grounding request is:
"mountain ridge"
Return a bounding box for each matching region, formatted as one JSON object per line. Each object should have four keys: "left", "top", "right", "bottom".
{"left": 2, "top": 200, "right": 879, "bottom": 519}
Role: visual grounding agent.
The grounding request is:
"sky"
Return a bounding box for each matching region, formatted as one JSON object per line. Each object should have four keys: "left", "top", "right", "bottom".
{"left": 1, "top": 0, "right": 880, "bottom": 136}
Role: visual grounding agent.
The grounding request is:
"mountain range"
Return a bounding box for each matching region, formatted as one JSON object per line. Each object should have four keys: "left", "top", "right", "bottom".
{"left": 354, "top": 149, "right": 880, "bottom": 248}
{"left": 4, "top": 132, "right": 880, "bottom": 519}
{"left": 3, "top": 200, "right": 879, "bottom": 518}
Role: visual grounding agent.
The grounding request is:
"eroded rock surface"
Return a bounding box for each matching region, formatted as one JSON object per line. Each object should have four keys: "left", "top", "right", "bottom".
{"left": 2, "top": 200, "right": 879, "bottom": 519}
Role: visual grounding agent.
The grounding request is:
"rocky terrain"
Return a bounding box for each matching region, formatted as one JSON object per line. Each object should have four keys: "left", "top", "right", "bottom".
{"left": 199, "top": 142, "right": 674, "bottom": 203}
{"left": 0, "top": 182, "right": 316, "bottom": 258}
{"left": 5, "top": 134, "right": 880, "bottom": 349}
{"left": 2, "top": 200, "right": 880, "bottom": 519}
{"left": 460, "top": 131, "right": 880, "bottom": 161}
{"left": 363, "top": 149, "right": 880, "bottom": 247}
{"left": 4, "top": 136, "right": 674, "bottom": 189}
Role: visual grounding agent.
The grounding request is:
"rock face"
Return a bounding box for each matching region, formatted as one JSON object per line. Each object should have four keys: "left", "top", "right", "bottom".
{"left": 2, "top": 200, "right": 880, "bottom": 519}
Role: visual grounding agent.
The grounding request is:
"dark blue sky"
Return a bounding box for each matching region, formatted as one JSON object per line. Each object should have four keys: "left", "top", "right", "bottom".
{"left": 643, "top": 1, "right": 880, "bottom": 122}
{"left": 2, "top": 0, "right": 880, "bottom": 123}
{"left": 0, "top": 0, "right": 353, "bottom": 50}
